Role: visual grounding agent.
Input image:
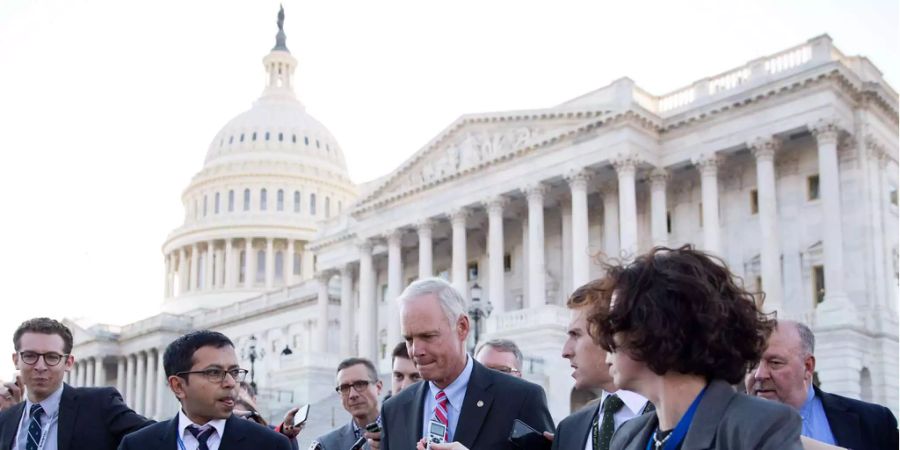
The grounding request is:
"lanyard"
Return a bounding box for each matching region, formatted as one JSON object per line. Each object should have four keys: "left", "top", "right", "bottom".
{"left": 177, "top": 433, "right": 187, "bottom": 450}
{"left": 645, "top": 386, "right": 707, "bottom": 450}
{"left": 23, "top": 411, "right": 57, "bottom": 450}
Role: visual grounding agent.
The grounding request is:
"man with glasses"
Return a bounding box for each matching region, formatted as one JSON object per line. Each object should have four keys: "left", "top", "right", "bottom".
{"left": 0, "top": 317, "right": 151, "bottom": 449}
{"left": 474, "top": 339, "right": 523, "bottom": 378}
{"left": 118, "top": 330, "right": 291, "bottom": 450}
{"left": 310, "top": 358, "right": 383, "bottom": 450}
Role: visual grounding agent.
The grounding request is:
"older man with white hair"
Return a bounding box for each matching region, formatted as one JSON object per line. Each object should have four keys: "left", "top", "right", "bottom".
{"left": 377, "top": 277, "right": 554, "bottom": 450}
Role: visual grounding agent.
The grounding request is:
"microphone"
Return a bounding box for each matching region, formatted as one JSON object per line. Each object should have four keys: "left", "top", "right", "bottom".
{"left": 349, "top": 422, "right": 381, "bottom": 450}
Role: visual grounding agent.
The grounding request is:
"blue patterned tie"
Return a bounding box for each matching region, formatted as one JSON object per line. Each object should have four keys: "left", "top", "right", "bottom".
{"left": 188, "top": 425, "right": 215, "bottom": 450}
{"left": 26, "top": 404, "right": 44, "bottom": 450}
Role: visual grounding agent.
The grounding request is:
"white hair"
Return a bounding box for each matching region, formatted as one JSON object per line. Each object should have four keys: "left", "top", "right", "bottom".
{"left": 397, "top": 277, "right": 466, "bottom": 328}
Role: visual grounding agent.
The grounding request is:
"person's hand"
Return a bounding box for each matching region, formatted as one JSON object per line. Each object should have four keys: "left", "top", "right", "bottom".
{"left": 2, "top": 380, "right": 21, "bottom": 404}
{"left": 0, "top": 386, "right": 15, "bottom": 412}
{"left": 365, "top": 429, "right": 382, "bottom": 450}
{"left": 279, "top": 407, "right": 303, "bottom": 439}
{"left": 415, "top": 439, "right": 469, "bottom": 450}
{"left": 543, "top": 431, "right": 555, "bottom": 442}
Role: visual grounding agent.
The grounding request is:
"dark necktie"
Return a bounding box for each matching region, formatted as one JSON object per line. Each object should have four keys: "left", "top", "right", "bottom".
{"left": 593, "top": 394, "right": 625, "bottom": 450}
{"left": 26, "top": 404, "right": 44, "bottom": 450}
{"left": 188, "top": 425, "right": 215, "bottom": 450}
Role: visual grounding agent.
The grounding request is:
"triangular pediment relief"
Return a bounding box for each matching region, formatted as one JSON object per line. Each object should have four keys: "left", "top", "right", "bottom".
{"left": 358, "top": 107, "right": 613, "bottom": 209}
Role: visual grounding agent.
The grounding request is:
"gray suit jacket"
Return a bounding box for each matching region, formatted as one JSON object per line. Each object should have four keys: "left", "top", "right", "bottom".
{"left": 311, "top": 422, "right": 362, "bottom": 450}
{"left": 610, "top": 380, "right": 802, "bottom": 450}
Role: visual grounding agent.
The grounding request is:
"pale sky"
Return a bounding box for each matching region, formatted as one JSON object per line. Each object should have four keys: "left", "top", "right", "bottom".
{"left": 0, "top": 0, "right": 896, "bottom": 376}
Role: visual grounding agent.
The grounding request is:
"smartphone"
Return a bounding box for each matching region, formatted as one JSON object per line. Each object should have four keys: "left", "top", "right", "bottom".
{"left": 508, "top": 419, "right": 551, "bottom": 450}
{"left": 292, "top": 404, "right": 310, "bottom": 426}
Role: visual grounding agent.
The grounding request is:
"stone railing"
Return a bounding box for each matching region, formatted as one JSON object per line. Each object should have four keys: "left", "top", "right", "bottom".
{"left": 193, "top": 281, "right": 318, "bottom": 328}
{"left": 278, "top": 351, "right": 344, "bottom": 371}
{"left": 120, "top": 314, "right": 193, "bottom": 339}
{"left": 488, "top": 304, "right": 571, "bottom": 333}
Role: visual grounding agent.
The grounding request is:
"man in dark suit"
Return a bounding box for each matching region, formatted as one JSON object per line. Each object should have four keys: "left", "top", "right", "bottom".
{"left": 311, "top": 357, "right": 383, "bottom": 450}
{"left": 550, "top": 281, "right": 650, "bottom": 450}
{"left": 0, "top": 317, "right": 151, "bottom": 450}
{"left": 746, "top": 320, "right": 898, "bottom": 450}
{"left": 379, "top": 278, "right": 554, "bottom": 450}
{"left": 118, "top": 330, "right": 291, "bottom": 450}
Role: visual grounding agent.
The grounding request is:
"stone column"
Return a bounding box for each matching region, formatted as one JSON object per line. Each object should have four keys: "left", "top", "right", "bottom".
{"left": 265, "top": 237, "right": 275, "bottom": 289}
{"left": 189, "top": 244, "right": 199, "bottom": 291}
{"left": 614, "top": 156, "right": 639, "bottom": 257}
{"left": 450, "top": 209, "right": 469, "bottom": 300}
{"left": 567, "top": 171, "right": 591, "bottom": 289}
{"left": 302, "top": 247, "right": 314, "bottom": 280}
{"left": 202, "top": 241, "right": 212, "bottom": 290}
{"left": 245, "top": 238, "right": 256, "bottom": 288}
{"left": 144, "top": 351, "right": 156, "bottom": 417}
{"left": 125, "top": 354, "right": 135, "bottom": 407}
{"left": 601, "top": 182, "right": 619, "bottom": 259}
{"left": 315, "top": 272, "right": 331, "bottom": 352}
{"left": 358, "top": 241, "right": 378, "bottom": 362}
{"left": 694, "top": 153, "right": 722, "bottom": 254}
{"left": 73, "top": 362, "right": 82, "bottom": 387}
{"left": 116, "top": 357, "right": 125, "bottom": 394}
{"left": 340, "top": 265, "right": 354, "bottom": 357}
{"left": 864, "top": 137, "right": 891, "bottom": 312}
{"left": 649, "top": 168, "right": 669, "bottom": 247}
{"left": 178, "top": 248, "right": 188, "bottom": 295}
{"left": 811, "top": 119, "right": 853, "bottom": 316}
{"left": 94, "top": 356, "right": 106, "bottom": 387}
{"left": 155, "top": 348, "right": 167, "bottom": 419}
{"left": 417, "top": 220, "right": 433, "bottom": 279}
{"left": 164, "top": 254, "right": 172, "bottom": 298}
{"left": 525, "top": 183, "right": 547, "bottom": 308}
{"left": 225, "top": 238, "right": 235, "bottom": 288}
{"left": 285, "top": 240, "right": 295, "bottom": 285}
{"left": 750, "top": 137, "right": 784, "bottom": 313}
{"left": 85, "top": 359, "right": 95, "bottom": 387}
{"left": 386, "top": 230, "right": 403, "bottom": 349}
{"left": 135, "top": 352, "right": 146, "bottom": 415}
{"left": 521, "top": 216, "right": 530, "bottom": 308}
{"left": 485, "top": 197, "right": 507, "bottom": 313}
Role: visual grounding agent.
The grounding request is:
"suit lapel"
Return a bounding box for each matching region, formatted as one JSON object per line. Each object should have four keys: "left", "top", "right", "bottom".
{"left": 57, "top": 384, "right": 78, "bottom": 450}
{"left": 623, "top": 415, "right": 657, "bottom": 450}
{"left": 572, "top": 402, "right": 599, "bottom": 449}
{"left": 1, "top": 402, "right": 25, "bottom": 450}
{"left": 681, "top": 380, "right": 734, "bottom": 450}
{"left": 161, "top": 416, "right": 179, "bottom": 449}
{"left": 404, "top": 383, "right": 428, "bottom": 446}
{"left": 219, "top": 415, "right": 245, "bottom": 450}
{"left": 452, "top": 362, "right": 494, "bottom": 449}
{"left": 816, "top": 387, "right": 862, "bottom": 449}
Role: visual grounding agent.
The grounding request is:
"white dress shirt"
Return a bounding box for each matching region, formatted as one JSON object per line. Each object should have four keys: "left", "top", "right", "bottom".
{"left": 176, "top": 409, "right": 227, "bottom": 450}
{"left": 421, "top": 355, "right": 474, "bottom": 442}
{"left": 13, "top": 385, "right": 63, "bottom": 450}
{"left": 583, "top": 390, "right": 649, "bottom": 450}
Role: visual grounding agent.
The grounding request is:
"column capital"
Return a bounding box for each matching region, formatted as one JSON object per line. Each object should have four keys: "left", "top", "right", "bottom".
{"left": 864, "top": 134, "right": 887, "bottom": 161}
{"left": 415, "top": 219, "right": 434, "bottom": 233}
{"left": 599, "top": 180, "right": 618, "bottom": 194}
{"left": 565, "top": 169, "right": 592, "bottom": 191}
{"left": 809, "top": 118, "right": 845, "bottom": 145}
{"left": 612, "top": 153, "right": 641, "bottom": 175}
{"left": 339, "top": 263, "right": 354, "bottom": 278}
{"left": 748, "top": 136, "right": 782, "bottom": 161}
{"left": 522, "top": 182, "right": 548, "bottom": 201}
{"left": 483, "top": 196, "right": 509, "bottom": 214}
{"left": 315, "top": 270, "right": 335, "bottom": 283}
{"left": 356, "top": 239, "right": 373, "bottom": 253}
{"left": 384, "top": 229, "right": 403, "bottom": 246}
{"left": 692, "top": 153, "right": 721, "bottom": 176}
{"left": 648, "top": 167, "right": 669, "bottom": 189}
{"left": 448, "top": 208, "right": 470, "bottom": 224}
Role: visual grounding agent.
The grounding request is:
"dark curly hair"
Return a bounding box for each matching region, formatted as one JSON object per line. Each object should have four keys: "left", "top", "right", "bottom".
{"left": 586, "top": 245, "right": 774, "bottom": 384}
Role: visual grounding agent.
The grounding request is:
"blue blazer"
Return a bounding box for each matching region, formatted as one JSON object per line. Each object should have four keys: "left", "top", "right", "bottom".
{"left": 0, "top": 384, "right": 151, "bottom": 450}
{"left": 118, "top": 413, "right": 292, "bottom": 450}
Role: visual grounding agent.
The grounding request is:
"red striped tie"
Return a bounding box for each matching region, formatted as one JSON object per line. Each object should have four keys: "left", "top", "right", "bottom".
{"left": 434, "top": 390, "right": 449, "bottom": 440}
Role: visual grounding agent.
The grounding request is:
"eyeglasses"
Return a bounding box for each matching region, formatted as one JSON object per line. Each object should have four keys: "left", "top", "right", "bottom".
{"left": 18, "top": 352, "right": 68, "bottom": 366}
{"left": 335, "top": 380, "right": 374, "bottom": 395}
{"left": 488, "top": 366, "right": 521, "bottom": 375}
{"left": 176, "top": 368, "right": 248, "bottom": 383}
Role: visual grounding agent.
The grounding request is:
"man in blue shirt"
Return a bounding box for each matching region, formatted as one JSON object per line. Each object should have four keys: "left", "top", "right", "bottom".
{"left": 746, "top": 320, "right": 898, "bottom": 450}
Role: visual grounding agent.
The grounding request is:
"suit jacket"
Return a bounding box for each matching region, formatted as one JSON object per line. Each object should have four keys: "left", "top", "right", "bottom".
{"left": 610, "top": 379, "right": 803, "bottom": 450}
{"left": 381, "top": 360, "right": 554, "bottom": 450}
{"left": 815, "top": 386, "right": 899, "bottom": 450}
{"left": 0, "top": 384, "right": 150, "bottom": 450}
{"left": 551, "top": 399, "right": 599, "bottom": 450}
{"left": 311, "top": 422, "right": 362, "bottom": 450}
{"left": 118, "top": 413, "right": 292, "bottom": 450}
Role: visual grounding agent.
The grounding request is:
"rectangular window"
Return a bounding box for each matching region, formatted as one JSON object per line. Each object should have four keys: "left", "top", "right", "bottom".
{"left": 277, "top": 189, "right": 284, "bottom": 211}
{"left": 294, "top": 191, "right": 301, "bottom": 213}
{"left": 256, "top": 251, "right": 266, "bottom": 283}
{"left": 750, "top": 189, "right": 759, "bottom": 215}
{"left": 215, "top": 192, "right": 220, "bottom": 214}
{"left": 228, "top": 190, "right": 235, "bottom": 212}
{"left": 467, "top": 262, "right": 478, "bottom": 281}
{"left": 325, "top": 197, "right": 331, "bottom": 218}
{"left": 812, "top": 265, "right": 825, "bottom": 306}
{"left": 238, "top": 251, "right": 246, "bottom": 283}
{"left": 260, "top": 189, "right": 268, "bottom": 211}
{"left": 666, "top": 212, "right": 672, "bottom": 234}
{"left": 203, "top": 196, "right": 208, "bottom": 217}
{"left": 380, "top": 284, "right": 387, "bottom": 303}
{"left": 503, "top": 254, "right": 512, "bottom": 273}
{"left": 293, "top": 253, "right": 302, "bottom": 276}
{"left": 890, "top": 185, "right": 898, "bottom": 207}
{"left": 310, "top": 193, "right": 317, "bottom": 215}
{"left": 243, "top": 190, "right": 250, "bottom": 211}
{"left": 807, "top": 175, "right": 820, "bottom": 201}
{"left": 698, "top": 202, "right": 703, "bottom": 227}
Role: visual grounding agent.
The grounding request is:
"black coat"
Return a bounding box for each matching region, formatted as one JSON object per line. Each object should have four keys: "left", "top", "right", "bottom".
{"left": 117, "top": 413, "right": 292, "bottom": 450}
{"left": 815, "top": 386, "right": 898, "bottom": 450}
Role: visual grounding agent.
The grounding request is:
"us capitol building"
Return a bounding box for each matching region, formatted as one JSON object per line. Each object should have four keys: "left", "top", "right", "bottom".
{"left": 67, "top": 11, "right": 899, "bottom": 440}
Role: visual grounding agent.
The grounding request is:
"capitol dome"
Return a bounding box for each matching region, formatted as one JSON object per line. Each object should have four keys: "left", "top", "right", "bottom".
{"left": 160, "top": 8, "right": 357, "bottom": 314}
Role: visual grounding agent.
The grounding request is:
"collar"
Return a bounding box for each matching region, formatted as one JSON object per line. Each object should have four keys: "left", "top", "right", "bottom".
{"left": 428, "top": 354, "right": 474, "bottom": 411}
{"left": 25, "top": 384, "right": 64, "bottom": 419}
{"left": 600, "top": 389, "right": 648, "bottom": 415}
{"left": 178, "top": 409, "right": 227, "bottom": 440}
{"left": 799, "top": 383, "right": 817, "bottom": 420}
{"left": 351, "top": 416, "right": 382, "bottom": 436}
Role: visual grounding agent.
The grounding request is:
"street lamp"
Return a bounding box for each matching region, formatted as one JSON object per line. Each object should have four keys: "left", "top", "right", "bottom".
{"left": 467, "top": 283, "right": 492, "bottom": 351}
{"left": 241, "top": 335, "right": 266, "bottom": 390}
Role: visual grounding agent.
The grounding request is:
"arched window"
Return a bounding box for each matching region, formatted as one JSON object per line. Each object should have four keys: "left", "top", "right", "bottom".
{"left": 194, "top": 200, "right": 199, "bottom": 219}
{"left": 277, "top": 189, "right": 284, "bottom": 211}
{"left": 294, "top": 191, "right": 301, "bottom": 213}
{"left": 260, "top": 189, "right": 268, "bottom": 211}
{"left": 203, "top": 195, "right": 208, "bottom": 217}
{"left": 293, "top": 252, "right": 301, "bottom": 275}
{"left": 304, "top": 136, "right": 309, "bottom": 146}
{"left": 265, "top": 131, "right": 270, "bottom": 141}
{"left": 860, "top": 368, "right": 873, "bottom": 402}
{"left": 214, "top": 192, "right": 220, "bottom": 214}
{"left": 278, "top": 132, "right": 284, "bottom": 142}
{"left": 240, "top": 133, "right": 245, "bottom": 142}
{"left": 228, "top": 190, "right": 234, "bottom": 212}
{"left": 316, "top": 139, "right": 320, "bottom": 149}
{"left": 256, "top": 250, "right": 266, "bottom": 283}
{"left": 252, "top": 132, "right": 257, "bottom": 141}
{"left": 292, "top": 134, "right": 297, "bottom": 143}
{"left": 243, "top": 189, "right": 250, "bottom": 211}
{"left": 338, "top": 200, "right": 342, "bottom": 213}
{"left": 275, "top": 251, "right": 284, "bottom": 282}
{"left": 238, "top": 250, "right": 246, "bottom": 283}
{"left": 310, "top": 193, "right": 317, "bottom": 215}
{"left": 325, "top": 197, "right": 331, "bottom": 217}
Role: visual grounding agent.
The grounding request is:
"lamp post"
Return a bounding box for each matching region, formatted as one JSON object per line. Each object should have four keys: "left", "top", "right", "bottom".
{"left": 241, "top": 335, "right": 266, "bottom": 390}
{"left": 467, "top": 283, "right": 492, "bottom": 351}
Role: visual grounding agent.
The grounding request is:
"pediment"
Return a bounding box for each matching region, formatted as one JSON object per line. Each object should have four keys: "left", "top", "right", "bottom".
{"left": 358, "top": 108, "right": 611, "bottom": 209}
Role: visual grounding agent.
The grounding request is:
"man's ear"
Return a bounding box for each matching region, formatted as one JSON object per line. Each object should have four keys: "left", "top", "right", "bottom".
{"left": 64, "top": 355, "right": 75, "bottom": 371}
{"left": 457, "top": 315, "right": 470, "bottom": 341}
{"left": 804, "top": 354, "right": 816, "bottom": 377}
{"left": 11, "top": 352, "right": 18, "bottom": 367}
{"left": 168, "top": 375, "right": 188, "bottom": 400}
{"left": 375, "top": 380, "right": 383, "bottom": 395}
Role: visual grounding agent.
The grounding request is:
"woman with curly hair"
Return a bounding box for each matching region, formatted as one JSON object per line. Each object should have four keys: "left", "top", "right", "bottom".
{"left": 587, "top": 245, "right": 802, "bottom": 450}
